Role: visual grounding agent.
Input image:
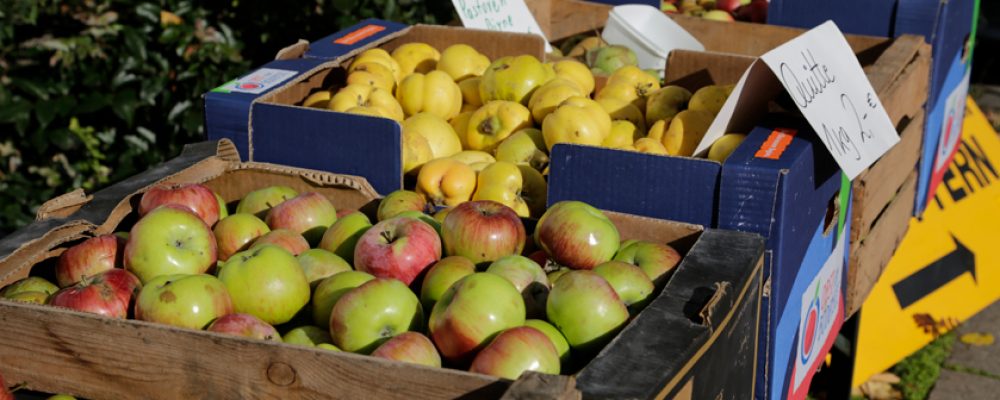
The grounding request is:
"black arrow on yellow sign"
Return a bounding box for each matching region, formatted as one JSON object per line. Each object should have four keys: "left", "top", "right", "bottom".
{"left": 892, "top": 235, "right": 977, "bottom": 309}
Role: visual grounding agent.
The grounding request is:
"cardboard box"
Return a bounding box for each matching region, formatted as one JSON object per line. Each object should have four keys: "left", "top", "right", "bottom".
{"left": 0, "top": 139, "right": 765, "bottom": 399}
{"left": 530, "top": 1, "right": 929, "bottom": 313}
{"left": 204, "top": 20, "right": 546, "bottom": 195}
{"left": 541, "top": 19, "right": 925, "bottom": 400}
{"left": 766, "top": 0, "right": 980, "bottom": 217}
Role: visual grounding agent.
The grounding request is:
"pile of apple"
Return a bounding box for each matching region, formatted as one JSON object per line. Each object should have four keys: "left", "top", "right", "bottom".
{"left": 0, "top": 182, "right": 683, "bottom": 380}
{"left": 299, "top": 42, "right": 745, "bottom": 219}
{"left": 661, "top": 0, "right": 768, "bottom": 23}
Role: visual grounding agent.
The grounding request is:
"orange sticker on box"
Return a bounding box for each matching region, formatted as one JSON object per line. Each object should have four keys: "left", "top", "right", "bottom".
{"left": 334, "top": 24, "right": 385, "bottom": 45}
{"left": 756, "top": 128, "right": 798, "bottom": 159}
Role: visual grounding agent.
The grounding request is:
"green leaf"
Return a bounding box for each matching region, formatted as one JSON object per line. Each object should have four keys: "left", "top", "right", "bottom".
{"left": 9, "top": 77, "right": 50, "bottom": 100}
{"left": 0, "top": 101, "right": 32, "bottom": 124}
{"left": 135, "top": 3, "right": 160, "bottom": 24}
{"left": 75, "top": 93, "right": 111, "bottom": 114}
{"left": 111, "top": 88, "right": 139, "bottom": 126}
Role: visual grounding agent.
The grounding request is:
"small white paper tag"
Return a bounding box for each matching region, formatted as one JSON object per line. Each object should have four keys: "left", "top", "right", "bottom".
{"left": 453, "top": 0, "right": 552, "bottom": 53}
{"left": 699, "top": 21, "right": 899, "bottom": 179}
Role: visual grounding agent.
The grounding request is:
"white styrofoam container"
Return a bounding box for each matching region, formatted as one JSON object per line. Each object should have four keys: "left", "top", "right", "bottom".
{"left": 602, "top": 4, "right": 705, "bottom": 75}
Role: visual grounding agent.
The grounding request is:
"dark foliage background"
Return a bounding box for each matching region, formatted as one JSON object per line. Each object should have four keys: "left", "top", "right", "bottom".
{"left": 0, "top": 0, "right": 453, "bottom": 235}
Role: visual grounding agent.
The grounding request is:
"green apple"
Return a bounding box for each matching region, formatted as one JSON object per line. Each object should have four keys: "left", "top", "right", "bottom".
{"left": 593, "top": 260, "right": 655, "bottom": 313}
{"left": 206, "top": 313, "right": 282, "bottom": 342}
{"left": 6, "top": 291, "right": 50, "bottom": 304}
{"left": 265, "top": 192, "right": 337, "bottom": 245}
{"left": 546, "top": 270, "right": 628, "bottom": 353}
{"left": 395, "top": 210, "right": 442, "bottom": 235}
{"left": 317, "top": 343, "right": 342, "bottom": 352}
{"left": 312, "top": 270, "right": 375, "bottom": 327}
{"left": 535, "top": 201, "right": 619, "bottom": 270}
{"left": 219, "top": 245, "right": 310, "bottom": 325}
{"left": 135, "top": 274, "right": 234, "bottom": 330}
{"left": 613, "top": 240, "right": 682, "bottom": 287}
{"left": 297, "top": 248, "right": 352, "bottom": 288}
{"left": 376, "top": 190, "right": 427, "bottom": 221}
{"left": 469, "top": 326, "right": 560, "bottom": 379}
{"left": 371, "top": 331, "right": 442, "bottom": 368}
{"left": 524, "top": 319, "right": 570, "bottom": 364}
{"left": 236, "top": 185, "right": 298, "bottom": 219}
{"left": 318, "top": 211, "right": 372, "bottom": 263}
{"left": 419, "top": 256, "right": 475, "bottom": 311}
{"left": 214, "top": 192, "right": 229, "bottom": 220}
{"left": 486, "top": 255, "right": 549, "bottom": 319}
{"left": 124, "top": 205, "right": 218, "bottom": 284}
{"left": 329, "top": 278, "right": 423, "bottom": 354}
{"left": 429, "top": 272, "right": 526, "bottom": 363}
{"left": 250, "top": 229, "right": 310, "bottom": 256}
{"left": 282, "top": 325, "right": 333, "bottom": 347}
{"left": 1, "top": 276, "right": 58, "bottom": 298}
{"left": 547, "top": 267, "right": 571, "bottom": 285}
{"left": 214, "top": 213, "right": 270, "bottom": 262}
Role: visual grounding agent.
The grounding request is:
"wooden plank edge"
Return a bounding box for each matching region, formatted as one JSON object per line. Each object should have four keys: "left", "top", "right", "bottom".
{"left": 846, "top": 171, "right": 917, "bottom": 316}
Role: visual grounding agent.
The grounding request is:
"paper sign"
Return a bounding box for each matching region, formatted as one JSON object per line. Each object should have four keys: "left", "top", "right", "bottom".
{"left": 453, "top": 0, "right": 552, "bottom": 52}
{"left": 700, "top": 21, "right": 899, "bottom": 179}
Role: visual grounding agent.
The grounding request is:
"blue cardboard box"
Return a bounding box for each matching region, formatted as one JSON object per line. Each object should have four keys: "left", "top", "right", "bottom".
{"left": 204, "top": 20, "right": 546, "bottom": 195}
{"left": 720, "top": 126, "right": 851, "bottom": 400}
{"left": 767, "top": 0, "right": 980, "bottom": 216}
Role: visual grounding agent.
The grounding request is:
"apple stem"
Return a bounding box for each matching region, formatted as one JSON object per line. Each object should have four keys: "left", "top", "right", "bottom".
{"left": 381, "top": 230, "right": 395, "bottom": 243}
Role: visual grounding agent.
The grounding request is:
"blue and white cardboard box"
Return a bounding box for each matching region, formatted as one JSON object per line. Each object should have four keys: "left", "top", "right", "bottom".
{"left": 720, "top": 126, "right": 851, "bottom": 400}
{"left": 547, "top": 122, "right": 850, "bottom": 400}
{"left": 767, "top": 0, "right": 980, "bottom": 216}
{"left": 204, "top": 19, "right": 546, "bottom": 195}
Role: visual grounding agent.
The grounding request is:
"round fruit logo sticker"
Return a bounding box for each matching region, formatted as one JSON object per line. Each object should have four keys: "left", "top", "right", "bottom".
{"left": 800, "top": 284, "right": 821, "bottom": 364}
{"left": 238, "top": 82, "right": 263, "bottom": 90}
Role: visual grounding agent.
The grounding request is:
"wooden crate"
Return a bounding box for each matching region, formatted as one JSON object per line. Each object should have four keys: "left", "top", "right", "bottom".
{"left": 527, "top": 0, "right": 931, "bottom": 316}
{"left": 0, "top": 140, "right": 765, "bottom": 399}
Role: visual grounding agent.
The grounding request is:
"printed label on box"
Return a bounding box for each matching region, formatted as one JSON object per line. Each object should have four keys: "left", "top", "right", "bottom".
{"left": 334, "top": 24, "right": 387, "bottom": 45}
{"left": 217, "top": 68, "right": 298, "bottom": 95}
{"left": 793, "top": 230, "right": 845, "bottom": 391}
{"left": 755, "top": 128, "right": 798, "bottom": 159}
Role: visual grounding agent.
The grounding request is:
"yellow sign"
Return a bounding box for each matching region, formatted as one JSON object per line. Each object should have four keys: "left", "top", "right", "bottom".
{"left": 853, "top": 97, "right": 1000, "bottom": 387}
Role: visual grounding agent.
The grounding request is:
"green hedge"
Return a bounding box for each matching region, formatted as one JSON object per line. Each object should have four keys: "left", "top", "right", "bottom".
{"left": 0, "top": 0, "right": 452, "bottom": 236}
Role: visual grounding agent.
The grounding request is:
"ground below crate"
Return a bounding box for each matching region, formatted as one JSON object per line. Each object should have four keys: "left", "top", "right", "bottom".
{"left": 928, "top": 300, "right": 1000, "bottom": 400}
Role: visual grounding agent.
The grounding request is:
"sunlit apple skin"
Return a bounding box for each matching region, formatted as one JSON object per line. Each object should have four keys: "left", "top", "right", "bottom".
{"left": 377, "top": 190, "right": 427, "bottom": 221}
{"left": 546, "top": 270, "right": 628, "bottom": 353}
{"left": 469, "top": 326, "right": 560, "bottom": 379}
{"left": 213, "top": 213, "right": 270, "bottom": 262}
{"left": 56, "top": 234, "right": 124, "bottom": 287}
{"left": 206, "top": 313, "right": 281, "bottom": 341}
{"left": 218, "top": 245, "right": 311, "bottom": 325}
{"left": 485, "top": 255, "right": 549, "bottom": 319}
{"left": 612, "top": 241, "right": 682, "bottom": 287}
{"left": 235, "top": 185, "right": 298, "bottom": 219}
{"left": 535, "top": 201, "right": 619, "bottom": 270}
{"left": 354, "top": 217, "right": 442, "bottom": 285}
{"left": 48, "top": 269, "right": 141, "bottom": 319}
{"left": 441, "top": 200, "right": 526, "bottom": 266}
{"left": 265, "top": 192, "right": 337, "bottom": 245}
{"left": 419, "top": 256, "right": 476, "bottom": 310}
{"left": 1, "top": 276, "right": 58, "bottom": 298}
{"left": 215, "top": 192, "right": 229, "bottom": 220}
{"left": 395, "top": 211, "right": 442, "bottom": 236}
{"left": 318, "top": 212, "right": 372, "bottom": 264}
{"left": 134, "top": 273, "right": 233, "bottom": 329}
{"left": 297, "top": 249, "right": 352, "bottom": 288}
{"left": 139, "top": 183, "right": 220, "bottom": 226}
{"left": 371, "top": 331, "right": 442, "bottom": 368}
{"left": 283, "top": 325, "right": 333, "bottom": 347}
{"left": 250, "top": 229, "right": 310, "bottom": 256}
{"left": 329, "top": 278, "right": 423, "bottom": 354}
{"left": 593, "top": 260, "right": 655, "bottom": 313}
{"left": 124, "top": 204, "right": 218, "bottom": 284}
{"left": 524, "top": 319, "right": 570, "bottom": 364}
{"left": 312, "top": 270, "right": 375, "bottom": 327}
{"left": 6, "top": 291, "right": 49, "bottom": 304}
{"left": 429, "top": 272, "right": 526, "bottom": 364}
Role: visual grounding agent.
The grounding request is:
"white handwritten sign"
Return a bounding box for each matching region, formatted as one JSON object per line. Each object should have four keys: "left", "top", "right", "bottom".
{"left": 453, "top": 0, "right": 552, "bottom": 52}
{"left": 700, "top": 21, "right": 898, "bottom": 179}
